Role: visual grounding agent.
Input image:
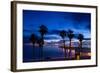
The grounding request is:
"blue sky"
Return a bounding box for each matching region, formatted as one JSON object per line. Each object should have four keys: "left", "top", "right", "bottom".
{"left": 23, "top": 10, "right": 91, "bottom": 42}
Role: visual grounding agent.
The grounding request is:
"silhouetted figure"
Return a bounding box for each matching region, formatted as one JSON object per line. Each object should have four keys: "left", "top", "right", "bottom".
{"left": 59, "top": 30, "right": 67, "bottom": 58}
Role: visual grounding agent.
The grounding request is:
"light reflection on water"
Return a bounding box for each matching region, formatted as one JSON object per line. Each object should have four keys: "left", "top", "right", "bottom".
{"left": 23, "top": 44, "right": 90, "bottom": 62}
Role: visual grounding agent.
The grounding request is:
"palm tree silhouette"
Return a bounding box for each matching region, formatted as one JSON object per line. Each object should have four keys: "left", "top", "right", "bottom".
{"left": 39, "top": 24, "right": 48, "bottom": 59}
{"left": 29, "top": 33, "right": 37, "bottom": 47}
{"left": 37, "top": 38, "right": 43, "bottom": 47}
{"left": 59, "top": 30, "right": 67, "bottom": 58}
{"left": 29, "top": 33, "right": 37, "bottom": 59}
{"left": 67, "top": 29, "right": 74, "bottom": 59}
{"left": 77, "top": 33, "right": 84, "bottom": 59}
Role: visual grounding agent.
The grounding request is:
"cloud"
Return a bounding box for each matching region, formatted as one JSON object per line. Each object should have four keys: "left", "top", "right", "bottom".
{"left": 44, "top": 34, "right": 61, "bottom": 40}
{"left": 64, "top": 12, "right": 91, "bottom": 30}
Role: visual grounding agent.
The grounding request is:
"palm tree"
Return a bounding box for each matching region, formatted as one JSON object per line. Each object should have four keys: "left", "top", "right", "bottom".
{"left": 29, "top": 33, "right": 37, "bottom": 47}
{"left": 29, "top": 33, "right": 37, "bottom": 59}
{"left": 67, "top": 29, "right": 74, "bottom": 58}
{"left": 39, "top": 24, "right": 48, "bottom": 59}
{"left": 39, "top": 25, "right": 48, "bottom": 46}
{"left": 59, "top": 30, "right": 67, "bottom": 58}
{"left": 37, "top": 38, "right": 43, "bottom": 47}
{"left": 77, "top": 33, "right": 84, "bottom": 59}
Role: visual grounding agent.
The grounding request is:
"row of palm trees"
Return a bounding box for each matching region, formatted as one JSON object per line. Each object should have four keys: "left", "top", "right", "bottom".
{"left": 29, "top": 24, "right": 84, "bottom": 60}
{"left": 59, "top": 30, "right": 84, "bottom": 59}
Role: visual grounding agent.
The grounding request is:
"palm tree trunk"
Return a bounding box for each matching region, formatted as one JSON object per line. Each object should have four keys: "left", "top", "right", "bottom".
{"left": 32, "top": 43, "right": 35, "bottom": 60}
{"left": 69, "top": 39, "right": 71, "bottom": 59}
{"left": 63, "top": 40, "right": 67, "bottom": 59}
{"left": 41, "top": 35, "right": 44, "bottom": 60}
{"left": 79, "top": 41, "right": 82, "bottom": 59}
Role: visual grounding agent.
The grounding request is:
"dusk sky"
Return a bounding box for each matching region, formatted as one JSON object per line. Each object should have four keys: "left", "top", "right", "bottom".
{"left": 23, "top": 10, "right": 91, "bottom": 42}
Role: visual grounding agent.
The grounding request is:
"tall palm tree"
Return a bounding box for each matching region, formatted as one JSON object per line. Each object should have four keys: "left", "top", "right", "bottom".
{"left": 67, "top": 29, "right": 74, "bottom": 58}
{"left": 39, "top": 24, "right": 48, "bottom": 59}
{"left": 59, "top": 30, "right": 67, "bottom": 58}
{"left": 77, "top": 34, "right": 84, "bottom": 59}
